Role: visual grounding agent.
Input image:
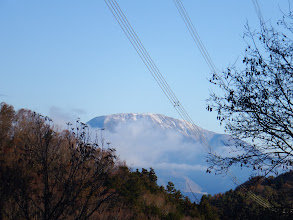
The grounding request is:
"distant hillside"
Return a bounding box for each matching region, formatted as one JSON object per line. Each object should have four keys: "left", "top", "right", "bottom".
{"left": 206, "top": 171, "right": 293, "bottom": 220}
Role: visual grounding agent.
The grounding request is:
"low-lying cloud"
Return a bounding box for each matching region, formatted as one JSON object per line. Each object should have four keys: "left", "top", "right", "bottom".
{"left": 98, "top": 118, "right": 206, "bottom": 172}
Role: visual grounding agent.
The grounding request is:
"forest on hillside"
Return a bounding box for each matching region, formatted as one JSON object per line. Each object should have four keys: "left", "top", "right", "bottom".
{"left": 0, "top": 102, "right": 292, "bottom": 220}
{"left": 0, "top": 103, "right": 203, "bottom": 219}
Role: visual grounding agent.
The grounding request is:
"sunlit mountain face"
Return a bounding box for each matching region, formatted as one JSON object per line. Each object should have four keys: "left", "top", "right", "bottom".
{"left": 87, "top": 113, "right": 252, "bottom": 200}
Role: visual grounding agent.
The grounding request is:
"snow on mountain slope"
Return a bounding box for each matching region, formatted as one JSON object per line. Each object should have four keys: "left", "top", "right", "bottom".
{"left": 87, "top": 113, "right": 251, "bottom": 198}
{"left": 88, "top": 113, "right": 220, "bottom": 141}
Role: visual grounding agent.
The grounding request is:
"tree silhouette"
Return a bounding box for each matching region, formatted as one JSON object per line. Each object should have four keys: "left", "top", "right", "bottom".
{"left": 208, "top": 12, "right": 293, "bottom": 176}
{"left": 0, "top": 103, "right": 117, "bottom": 219}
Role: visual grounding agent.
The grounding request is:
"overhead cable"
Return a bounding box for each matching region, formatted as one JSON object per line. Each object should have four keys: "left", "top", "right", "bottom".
{"left": 173, "top": 0, "right": 272, "bottom": 209}
{"left": 252, "top": 0, "right": 266, "bottom": 30}
{"left": 173, "top": 0, "right": 218, "bottom": 75}
{"left": 104, "top": 0, "right": 272, "bottom": 208}
{"left": 104, "top": 0, "right": 211, "bottom": 153}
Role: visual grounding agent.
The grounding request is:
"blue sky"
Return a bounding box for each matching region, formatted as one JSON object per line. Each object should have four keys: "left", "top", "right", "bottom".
{"left": 0, "top": 0, "right": 289, "bottom": 133}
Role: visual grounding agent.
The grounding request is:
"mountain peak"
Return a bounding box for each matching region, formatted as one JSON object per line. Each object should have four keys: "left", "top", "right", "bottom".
{"left": 87, "top": 113, "right": 207, "bottom": 138}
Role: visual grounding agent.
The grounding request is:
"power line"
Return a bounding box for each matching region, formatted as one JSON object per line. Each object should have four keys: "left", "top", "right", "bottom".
{"left": 252, "top": 0, "right": 266, "bottom": 30}
{"left": 104, "top": 0, "right": 272, "bottom": 209}
{"left": 185, "top": 178, "right": 200, "bottom": 204}
{"left": 104, "top": 0, "right": 210, "bottom": 153}
{"left": 173, "top": 0, "right": 219, "bottom": 75}
{"left": 173, "top": 0, "right": 273, "bottom": 209}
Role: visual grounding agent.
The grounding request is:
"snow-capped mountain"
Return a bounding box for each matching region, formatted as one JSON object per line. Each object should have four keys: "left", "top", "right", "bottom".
{"left": 87, "top": 113, "right": 251, "bottom": 199}
{"left": 88, "top": 113, "right": 202, "bottom": 136}
{"left": 88, "top": 113, "right": 229, "bottom": 146}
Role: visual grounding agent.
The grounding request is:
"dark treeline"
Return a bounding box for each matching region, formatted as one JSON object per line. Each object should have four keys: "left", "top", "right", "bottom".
{"left": 206, "top": 171, "right": 293, "bottom": 220}
{"left": 0, "top": 103, "right": 292, "bottom": 219}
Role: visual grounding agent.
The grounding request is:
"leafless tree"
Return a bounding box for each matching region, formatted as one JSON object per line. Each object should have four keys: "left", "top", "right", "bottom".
{"left": 207, "top": 12, "right": 293, "bottom": 176}
{"left": 0, "top": 103, "right": 118, "bottom": 219}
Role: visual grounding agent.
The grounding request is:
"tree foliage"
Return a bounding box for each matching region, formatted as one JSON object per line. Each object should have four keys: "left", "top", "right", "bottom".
{"left": 0, "top": 103, "right": 117, "bottom": 219}
{"left": 208, "top": 12, "right": 293, "bottom": 175}
{"left": 208, "top": 171, "right": 293, "bottom": 219}
{"left": 0, "top": 103, "right": 205, "bottom": 220}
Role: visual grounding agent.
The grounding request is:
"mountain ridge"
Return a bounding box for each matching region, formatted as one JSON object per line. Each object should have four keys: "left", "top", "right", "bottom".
{"left": 87, "top": 112, "right": 222, "bottom": 141}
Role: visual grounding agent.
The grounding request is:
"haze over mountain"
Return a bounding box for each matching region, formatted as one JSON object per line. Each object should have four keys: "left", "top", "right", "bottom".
{"left": 87, "top": 113, "right": 251, "bottom": 197}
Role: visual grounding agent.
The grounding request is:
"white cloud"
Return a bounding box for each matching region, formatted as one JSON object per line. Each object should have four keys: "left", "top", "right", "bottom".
{"left": 91, "top": 118, "right": 207, "bottom": 173}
